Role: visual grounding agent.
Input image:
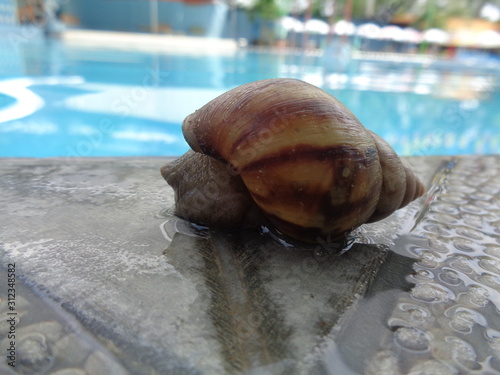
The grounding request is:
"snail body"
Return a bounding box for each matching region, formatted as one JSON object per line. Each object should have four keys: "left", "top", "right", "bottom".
{"left": 163, "top": 78, "right": 425, "bottom": 244}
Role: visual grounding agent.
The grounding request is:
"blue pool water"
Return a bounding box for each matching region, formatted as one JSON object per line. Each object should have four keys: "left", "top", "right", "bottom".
{"left": 1, "top": 35, "right": 499, "bottom": 158}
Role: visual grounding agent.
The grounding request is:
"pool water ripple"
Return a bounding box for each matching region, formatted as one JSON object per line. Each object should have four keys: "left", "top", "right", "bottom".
{"left": 1, "top": 37, "right": 499, "bottom": 157}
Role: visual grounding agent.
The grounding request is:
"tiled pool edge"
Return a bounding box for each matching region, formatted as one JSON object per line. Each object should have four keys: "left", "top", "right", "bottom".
{"left": 0, "top": 155, "right": 498, "bottom": 374}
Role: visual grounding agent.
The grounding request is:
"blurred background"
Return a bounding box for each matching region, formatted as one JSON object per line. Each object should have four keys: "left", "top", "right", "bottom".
{"left": 0, "top": 0, "right": 499, "bottom": 157}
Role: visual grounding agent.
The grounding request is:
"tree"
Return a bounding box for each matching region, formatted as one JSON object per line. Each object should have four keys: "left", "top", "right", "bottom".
{"left": 247, "top": 0, "right": 287, "bottom": 45}
{"left": 411, "top": 0, "right": 495, "bottom": 30}
{"left": 248, "top": 0, "right": 285, "bottom": 20}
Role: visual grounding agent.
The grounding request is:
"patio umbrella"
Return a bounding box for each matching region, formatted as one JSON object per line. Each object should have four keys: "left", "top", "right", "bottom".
{"left": 401, "top": 27, "right": 423, "bottom": 44}
{"left": 304, "top": 19, "right": 329, "bottom": 35}
{"left": 423, "top": 28, "right": 450, "bottom": 45}
{"left": 280, "top": 16, "right": 304, "bottom": 33}
{"left": 475, "top": 30, "right": 500, "bottom": 48}
{"left": 333, "top": 20, "right": 356, "bottom": 36}
{"left": 356, "top": 23, "right": 381, "bottom": 39}
{"left": 379, "top": 25, "right": 404, "bottom": 41}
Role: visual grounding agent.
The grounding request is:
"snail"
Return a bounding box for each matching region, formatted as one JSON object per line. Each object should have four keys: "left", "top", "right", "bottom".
{"left": 161, "top": 78, "right": 426, "bottom": 244}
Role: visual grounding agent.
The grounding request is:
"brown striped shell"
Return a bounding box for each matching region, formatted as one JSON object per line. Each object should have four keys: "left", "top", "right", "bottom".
{"left": 173, "top": 78, "right": 425, "bottom": 243}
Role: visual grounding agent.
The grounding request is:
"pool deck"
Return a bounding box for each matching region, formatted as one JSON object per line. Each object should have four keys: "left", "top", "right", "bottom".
{"left": 61, "top": 29, "right": 239, "bottom": 54}
{"left": 1, "top": 155, "right": 499, "bottom": 374}
{"left": 57, "top": 29, "right": 500, "bottom": 69}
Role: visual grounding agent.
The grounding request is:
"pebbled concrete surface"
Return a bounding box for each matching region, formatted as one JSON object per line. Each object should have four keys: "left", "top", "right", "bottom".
{"left": 0, "top": 156, "right": 499, "bottom": 374}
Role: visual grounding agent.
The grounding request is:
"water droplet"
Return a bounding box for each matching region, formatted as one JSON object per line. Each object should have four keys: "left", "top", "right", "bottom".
{"left": 452, "top": 237, "right": 477, "bottom": 253}
{"left": 437, "top": 268, "right": 462, "bottom": 287}
{"left": 432, "top": 202, "right": 459, "bottom": 215}
{"left": 481, "top": 185, "right": 500, "bottom": 196}
{"left": 438, "top": 194, "right": 468, "bottom": 205}
{"left": 427, "top": 238, "right": 450, "bottom": 254}
{"left": 404, "top": 243, "right": 426, "bottom": 257}
{"left": 423, "top": 224, "right": 452, "bottom": 238}
{"left": 460, "top": 203, "right": 486, "bottom": 215}
{"left": 364, "top": 350, "right": 400, "bottom": 375}
{"left": 462, "top": 214, "right": 485, "bottom": 229}
{"left": 450, "top": 184, "right": 475, "bottom": 194}
{"left": 394, "top": 326, "right": 430, "bottom": 352}
{"left": 489, "top": 221, "right": 500, "bottom": 235}
{"left": 389, "top": 302, "right": 433, "bottom": 331}
{"left": 477, "top": 273, "right": 500, "bottom": 292}
{"left": 449, "top": 310, "right": 476, "bottom": 333}
{"left": 455, "top": 226, "right": 484, "bottom": 241}
{"left": 473, "top": 200, "right": 494, "bottom": 211}
{"left": 470, "top": 191, "right": 493, "bottom": 201}
{"left": 417, "top": 251, "right": 441, "bottom": 269}
{"left": 465, "top": 284, "right": 490, "bottom": 307}
{"left": 447, "top": 254, "right": 474, "bottom": 274}
{"left": 429, "top": 212, "right": 458, "bottom": 225}
{"left": 446, "top": 336, "right": 481, "bottom": 370}
{"left": 408, "top": 359, "right": 455, "bottom": 375}
{"left": 465, "top": 176, "right": 490, "bottom": 188}
{"left": 413, "top": 269, "right": 434, "bottom": 281}
{"left": 487, "top": 337, "right": 500, "bottom": 359}
{"left": 411, "top": 283, "right": 454, "bottom": 303}
{"left": 479, "top": 257, "right": 500, "bottom": 274}
{"left": 17, "top": 332, "right": 55, "bottom": 373}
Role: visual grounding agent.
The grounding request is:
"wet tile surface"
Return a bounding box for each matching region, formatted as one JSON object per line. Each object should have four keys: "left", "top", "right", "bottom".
{"left": 0, "top": 156, "right": 499, "bottom": 374}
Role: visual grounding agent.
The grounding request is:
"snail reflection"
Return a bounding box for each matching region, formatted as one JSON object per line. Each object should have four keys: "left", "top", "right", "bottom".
{"left": 162, "top": 78, "right": 425, "bottom": 245}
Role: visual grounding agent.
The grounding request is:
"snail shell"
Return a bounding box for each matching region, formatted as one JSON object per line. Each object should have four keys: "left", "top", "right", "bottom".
{"left": 166, "top": 78, "right": 425, "bottom": 243}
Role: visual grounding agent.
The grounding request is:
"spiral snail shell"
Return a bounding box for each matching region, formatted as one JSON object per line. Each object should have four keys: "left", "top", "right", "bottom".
{"left": 162, "top": 78, "right": 425, "bottom": 244}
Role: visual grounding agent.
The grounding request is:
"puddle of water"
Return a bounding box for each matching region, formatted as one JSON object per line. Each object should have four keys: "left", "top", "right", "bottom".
{"left": 160, "top": 156, "right": 500, "bottom": 374}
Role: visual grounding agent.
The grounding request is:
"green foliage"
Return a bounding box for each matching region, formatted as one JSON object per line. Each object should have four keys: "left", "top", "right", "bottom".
{"left": 248, "top": 0, "right": 285, "bottom": 21}
{"left": 412, "top": 0, "right": 490, "bottom": 30}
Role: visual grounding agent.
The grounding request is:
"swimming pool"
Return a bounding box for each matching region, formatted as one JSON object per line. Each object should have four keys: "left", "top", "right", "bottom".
{"left": 1, "top": 33, "right": 499, "bottom": 158}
